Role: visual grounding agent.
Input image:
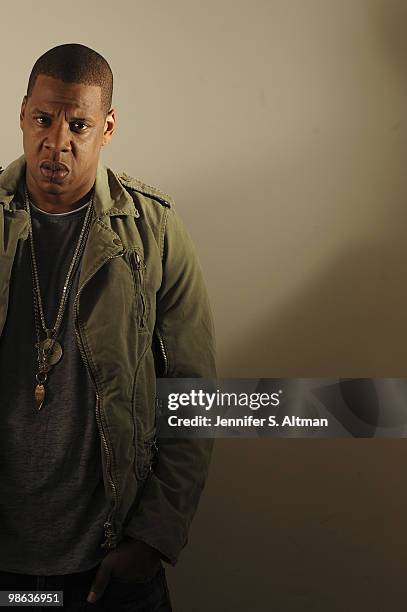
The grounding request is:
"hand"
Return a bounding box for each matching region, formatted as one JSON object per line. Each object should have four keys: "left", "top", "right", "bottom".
{"left": 86, "top": 537, "right": 161, "bottom": 603}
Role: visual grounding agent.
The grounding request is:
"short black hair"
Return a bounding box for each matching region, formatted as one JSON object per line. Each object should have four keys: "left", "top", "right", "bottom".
{"left": 27, "top": 43, "right": 113, "bottom": 115}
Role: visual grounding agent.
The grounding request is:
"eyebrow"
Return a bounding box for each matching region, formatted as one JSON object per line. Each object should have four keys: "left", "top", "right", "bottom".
{"left": 31, "top": 107, "right": 94, "bottom": 122}
{"left": 31, "top": 108, "right": 53, "bottom": 116}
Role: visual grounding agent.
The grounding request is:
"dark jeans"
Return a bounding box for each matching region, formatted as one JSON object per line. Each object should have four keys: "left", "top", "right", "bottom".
{"left": 0, "top": 563, "right": 172, "bottom": 611}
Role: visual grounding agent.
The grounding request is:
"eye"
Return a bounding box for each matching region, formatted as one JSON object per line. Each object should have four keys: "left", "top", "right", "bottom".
{"left": 70, "top": 121, "right": 88, "bottom": 132}
{"left": 35, "top": 116, "right": 50, "bottom": 126}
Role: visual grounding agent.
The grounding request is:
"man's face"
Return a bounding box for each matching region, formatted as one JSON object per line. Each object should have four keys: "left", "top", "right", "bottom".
{"left": 20, "top": 74, "right": 115, "bottom": 201}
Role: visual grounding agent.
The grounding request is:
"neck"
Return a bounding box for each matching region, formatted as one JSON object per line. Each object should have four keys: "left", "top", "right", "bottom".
{"left": 25, "top": 172, "right": 95, "bottom": 214}
{"left": 27, "top": 191, "right": 94, "bottom": 214}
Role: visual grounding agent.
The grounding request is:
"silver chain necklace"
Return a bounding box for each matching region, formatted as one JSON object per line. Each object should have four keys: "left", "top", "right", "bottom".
{"left": 24, "top": 186, "right": 95, "bottom": 410}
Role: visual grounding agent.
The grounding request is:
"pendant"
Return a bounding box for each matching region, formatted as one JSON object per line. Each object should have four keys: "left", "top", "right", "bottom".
{"left": 35, "top": 383, "right": 45, "bottom": 410}
{"left": 38, "top": 338, "right": 63, "bottom": 366}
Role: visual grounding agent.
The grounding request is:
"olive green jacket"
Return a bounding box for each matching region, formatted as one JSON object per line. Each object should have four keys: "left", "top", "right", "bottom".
{"left": 0, "top": 155, "right": 216, "bottom": 566}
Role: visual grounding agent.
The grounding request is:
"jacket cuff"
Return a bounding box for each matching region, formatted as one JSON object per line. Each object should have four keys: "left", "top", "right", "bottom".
{"left": 122, "top": 437, "right": 214, "bottom": 567}
{"left": 122, "top": 528, "right": 178, "bottom": 567}
{"left": 122, "top": 472, "right": 189, "bottom": 566}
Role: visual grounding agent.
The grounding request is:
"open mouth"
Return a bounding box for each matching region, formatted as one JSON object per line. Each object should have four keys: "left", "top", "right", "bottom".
{"left": 40, "top": 161, "right": 70, "bottom": 182}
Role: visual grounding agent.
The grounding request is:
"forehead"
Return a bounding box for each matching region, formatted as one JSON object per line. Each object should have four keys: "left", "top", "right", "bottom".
{"left": 27, "top": 74, "right": 103, "bottom": 115}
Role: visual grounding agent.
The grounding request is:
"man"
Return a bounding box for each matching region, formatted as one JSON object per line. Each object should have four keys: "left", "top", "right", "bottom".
{"left": 0, "top": 44, "right": 216, "bottom": 611}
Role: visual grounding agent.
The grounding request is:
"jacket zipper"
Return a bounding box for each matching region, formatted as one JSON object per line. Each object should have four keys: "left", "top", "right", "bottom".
{"left": 156, "top": 331, "right": 169, "bottom": 376}
{"left": 74, "top": 248, "right": 124, "bottom": 551}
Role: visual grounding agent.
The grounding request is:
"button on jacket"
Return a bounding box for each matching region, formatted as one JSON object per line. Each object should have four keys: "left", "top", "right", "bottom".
{"left": 0, "top": 155, "right": 217, "bottom": 567}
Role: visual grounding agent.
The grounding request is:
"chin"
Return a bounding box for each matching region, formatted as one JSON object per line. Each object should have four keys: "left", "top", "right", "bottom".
{"left": 40, "top": 178, "right": 66, "bottom": 195}
{"left": 40, "top": 186, "right": 65, "bottom": 197}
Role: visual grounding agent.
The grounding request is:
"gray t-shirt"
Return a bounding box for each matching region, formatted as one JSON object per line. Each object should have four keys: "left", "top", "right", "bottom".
{"left": 0, "top": 188, "right": 109, "bottom": 574}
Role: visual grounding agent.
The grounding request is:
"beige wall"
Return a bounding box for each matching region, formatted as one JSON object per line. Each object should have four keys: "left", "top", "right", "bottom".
{"left": 2, "top": 1, "right": 407, "bottom": 609}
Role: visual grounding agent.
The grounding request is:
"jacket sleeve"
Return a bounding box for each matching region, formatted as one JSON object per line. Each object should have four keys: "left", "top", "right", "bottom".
{"left": 123, "top": 204, "right": 217, "bottom": 566}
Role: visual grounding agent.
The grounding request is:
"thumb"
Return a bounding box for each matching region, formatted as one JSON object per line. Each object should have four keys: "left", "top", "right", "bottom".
{"left": 86, "top": 562, "right": 112, "bottom": 604}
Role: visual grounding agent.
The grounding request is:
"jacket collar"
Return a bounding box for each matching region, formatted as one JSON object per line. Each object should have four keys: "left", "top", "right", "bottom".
{"left": 0, "top": 155, "right": 138, "bottom": 218}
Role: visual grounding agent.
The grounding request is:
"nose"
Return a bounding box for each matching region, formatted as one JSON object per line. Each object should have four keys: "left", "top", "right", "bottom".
{"left": 44, "top": 119, "right": 71, "bottom": 154}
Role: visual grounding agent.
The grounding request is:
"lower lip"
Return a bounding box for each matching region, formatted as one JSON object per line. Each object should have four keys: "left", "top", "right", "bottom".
{"left": 40, "top": 166, "right": 69, "bottom": 182}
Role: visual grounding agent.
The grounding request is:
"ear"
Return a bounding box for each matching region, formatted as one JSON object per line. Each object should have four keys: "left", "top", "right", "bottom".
{"left": 102, "top": 108, "right": 116, "bottom": 146}
{"left": 20, "top": 96, "right": 27, "bottom": 130}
